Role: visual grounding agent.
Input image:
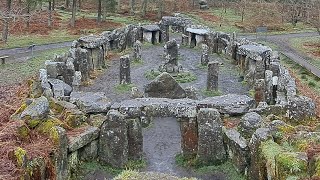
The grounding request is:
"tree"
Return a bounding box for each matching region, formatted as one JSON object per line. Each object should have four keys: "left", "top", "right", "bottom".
{"left": 157, "top": 0, "right": 164, "bottom": 19}
{"left": 48, "top": 0, "right": 53, "bottom": 27}
{"left": 141, "top": 0, "right": 148, "bottom": 17}
{"left": 129, "top": 0, "right": 135, "bottom": 15}
{"left": 2, "top": 0, "right": 12, "bottom": 42}
{"left": 71, "top": 0, "right": 76, "bottom": 27}
{"left": 97, "top": 0, "right": 102, "bottom": 23}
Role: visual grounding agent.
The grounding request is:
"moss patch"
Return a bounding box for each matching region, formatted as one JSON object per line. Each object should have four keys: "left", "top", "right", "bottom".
{"left": 202, "top": 89, "right": 222, "bottom": 97}
{"left": 114, "top": 170, "right": 197, "bottom": 180}
{"left": 144, "top": 70, "right": 162, "bottom": 80}
{"left": 36, "top": 117, "right": 64, "bottom": 135}
{"left": 276, "top": 152, "right": 307, "bottom": 178}
{"left": 114, "top": 84, "right": 135, "bottom": 93}
{"left": 174, "top": 72, "right": 197, "bottom": 83}
{"left": 14, "top": 147, "right": 27, "bottom": 167}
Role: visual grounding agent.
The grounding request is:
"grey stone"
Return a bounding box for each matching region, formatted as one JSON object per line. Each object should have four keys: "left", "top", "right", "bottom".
{"left": 184, "top": 86, "right": 199, "bottom": 100}
{"left": 238, "top": 112, "right": 263, "bottom": 139}
{"left": 68, "top": 126, "right": 99, "bottom": 152}
{"left": 120, "top": 55, "right": 131, "bottom": 84}
{"left": 201, "top": 44, "right": 209, "bottom": 65}
{"left": 160, "top": 40, "right": 181, "bottom": 73}
{"left": 131, "top": 86, "right": 144, "bottom": 99}
{"left": 254, "top": 79, "right": 265, "bottom": 104}
{"left": 72, "top": 71, "right": 82, "bottom": 87}
{"left": 73, "top": 48, "right": 90, "bottom": 82}
{"left": 48, "top": 78, "right": 73, "bottom": 96}
{"left": 79, "top": 140, "right": 98, "bottom": 161}
{"left": 70, "top": 92, "right": 111, "bottom": 113}
{"left": 223, "top": 128, "right": 249, "bottom": 174}
{"left": 99, "top": 110, "right": 128, "bottom": 168}
{"left": 52, "top": 126, "right": 68, "bottom": 180}
{"left": 197, "top": 108, "right": 226, "bottom": 165}
{"left": 133, "top": 40, "right": 142, "bottom": 60}
{"left": 287, "top": 95, "right": 316, "bottom": 121}
{"left": 127, "top": 118, "right": 143, "bottom": 160}
{"left": 198, "top": 94, "right": 255, "bottom": 115}
{"left": 46, "top": 61, "right": 67, "bottom": 79}
{"left": 88, "top": 114, "right": 107, "bottom": 128}
{"left": 207, "top": 61, "right": 219, "bottom": 91}
{"left": 144, "top": 72, "right": 186, "bottom": 99}
{"left": 20, "top": 96, "right": 49, "bottom": 120}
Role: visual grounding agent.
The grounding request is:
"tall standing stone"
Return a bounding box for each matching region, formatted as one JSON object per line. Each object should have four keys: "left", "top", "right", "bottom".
{"left": 99, "top": 110, "right": 128, "bottom": 168}
{"left": 133, "top": 40, "right": 142, "bottom": 60}
{"left": 201, "top": 44, "right": 209, "bottom": 65}
{"left": 127, "top": 118, "right": 143, "bottom": 160}
{"left": 120, "top": 55, "right": 131, "bottom": 84}
{"left": 180, "top": 117, "right": 198, "bottom": 157}
{"left": 207, "top": 61, "right": 219, "bottom": 91}
{"left": 254, "top": 79, "right": 266, "bottom": 104}
{"left": 197, "top": 108, "right": 226, "bottom": 165}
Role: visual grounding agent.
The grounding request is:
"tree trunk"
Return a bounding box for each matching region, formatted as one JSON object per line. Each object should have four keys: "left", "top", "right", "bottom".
{"left": 2, "top": 0, "right": 12, "bottom": 42}
{"left": 71, "top": 0, "right": 76, "bottom": 27}
{"left": 48, "top": 0, "right": 52, "bottom": 27}
{"left": 52, "top": 0, "right": 55, "bottom": 10}
{"left": 78, "top": 0, "right": 81, "bottom": 9}
{"left": 141, "top": 0, "right": 147, "bottom": 17}
{"left": 97, "top": 0, "right": 102, "bottom": 24}
{"left": 130, "top": 0, "right": 135, "bottom": 15}
{"left": 26, "top": 2, "right": 30, "bottom": 29}
{"left": 117, "top": 0, "right": 121, "bottom": 12}
{"left": 66, "top": 0, "right": 70, "bottom": 9}
{"left": 157, "top": 0, "right": 164, "bottom": 19}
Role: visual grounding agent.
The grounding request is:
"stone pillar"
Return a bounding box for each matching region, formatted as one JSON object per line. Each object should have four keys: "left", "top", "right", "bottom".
{"left": 160, "top": 25, "right": 169, "bottom": 43}
{"left": 120, "top": 55, "right": 131, "bottom": 84}
{"left": 201, "top": 44, "right": 209, "bottom": 65}
{"left": 265, "top": 70, "right": 273, "bottom": 104}
{"left": 197, "top": 108, "right": 226, "bottom": 165}
{"left": 99, "top": 110, "right": 128, "bottom": 168}
{"left": 51, "top": 126, "right": 68, "bottom": 180}
{"left": 254, "top": 79, "right": 266, "bottom": 105}
{"left": 180, "top": 117, "right": 198, "bottom": 157}
{"left": 127, "top": 118, "right": 143, "bottom": 160}
{"left": 207, "top": 61, "right": 219, "bottom": 91}
{"left": 133, "top": 40, "right": 142, "bottom": 60}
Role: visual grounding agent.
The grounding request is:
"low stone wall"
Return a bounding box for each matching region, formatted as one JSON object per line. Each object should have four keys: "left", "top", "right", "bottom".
{"left": 12, "top": 15, "right": 319, "bottom": 180}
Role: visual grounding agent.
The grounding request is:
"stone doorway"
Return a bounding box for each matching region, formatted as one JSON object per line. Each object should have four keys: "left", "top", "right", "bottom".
{"left": 190, "top": 33, "right": 196, "bottom": 48}
{"left": 143, "top": 117, "right": 182, "bottom": 175}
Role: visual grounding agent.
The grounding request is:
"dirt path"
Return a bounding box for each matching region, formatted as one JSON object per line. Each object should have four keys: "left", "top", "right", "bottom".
{"left": 242, "top": 32, "right": 320, "bottom": 77}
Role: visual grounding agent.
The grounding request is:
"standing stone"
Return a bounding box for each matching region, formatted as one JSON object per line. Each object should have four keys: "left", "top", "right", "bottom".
{"left": 207, "top": 61, "right": 219, "bottom": 91}
{"left": 238, "top": 112, "right": 263, "bottom": 139}
{"left": 265, "top": 70, "right": 273, "bottom": 104}
{"left": 197, "top": 108, "right": 226, "bottom": 165}
{"left": 180, "top": 117, "right": 198, "bottom": 157}
{"left": 51, "top": 126, "right": 68, "bottom": 180}
{"left": 201, "top": 44, "right": 209, "bottom": 65}
{"left": 99, "top": 110, "right": 128, "bottom": 168}
{"left": 120, "top": 55, "right": 131, "bottom": 84}
{"left": 160, "top": 39, "right": 181, "bottom": 73}
{"left": 133, "top": 40, "right": 142, "bottom": 60}
{"left": 127, "top": 118, "right": 143, "bottom": 160}
{"left": 287, "top": 95, "right": 316, "bottom": 121}
{"left": 72, "top": 71, "right": 82, "bottom": 91}
{"left": 254, "top": 79, "right": 266, "bottom": 104}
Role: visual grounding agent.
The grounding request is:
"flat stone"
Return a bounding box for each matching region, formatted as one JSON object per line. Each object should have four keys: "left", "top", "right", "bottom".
{"left": 48, "top": 78, "right": 73, "bottom": 96}
{"left": 68, "top": 126, "right": 99, "bottom": 152}
{"left": 20, "top": 96, "right": 49, "bottom": 120}
{"left": 70, "top": 92, "right": 111, "bottom": 113}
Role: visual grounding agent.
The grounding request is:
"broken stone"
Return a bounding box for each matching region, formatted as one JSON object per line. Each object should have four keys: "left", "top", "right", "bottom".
{"left": 51, "top": 126, "right": 68, "bottom": 180}
{"left": 70, "top": 92, "right": 111, "bottom": 113}
{"left": 197, "top": 108, "right": 226, "bottom": 165}
{"left": 131, "top": 86, "right": 144, "bottom": 99}
{"left": 201, "top": 44, "right": 209, "bottom": 65}
{"left": 133, "top": 40, "right": 142, "bottom": 60}
{"left": 254, "top": 79, "right": 265, "bottom": 104}
{"left": 180, "top": 117, "right": 198, "bottom": 156}
{"left": 287, "top": 95, "right": 316, "bottom": 121}
{"left": 48, "top": 78, "right": 73, "bottom": 96}
{"left": 144, "top": 72, "right": 186, "bottom": 99}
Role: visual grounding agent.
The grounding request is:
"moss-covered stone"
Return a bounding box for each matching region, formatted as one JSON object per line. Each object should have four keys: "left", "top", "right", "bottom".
{"left": 63, "top": 109, "right": 87, "bottom": 128}
{"left": 14, "top": 147, "right": 27, "bottom": 167}
{"left": 17, "top": 123, "right": 30, "bottom": 141}
{"left": 275, "top": 152, "right": 308, "bottom": 179}
{"left": 260, "top": 140, "right": 284, "bottom": 179}
{"left": 36, "top": 116, "right": 64, "bottom": 135}
{"left": 27, "top": 119, "right": 41, "bottom": 128}
{"left": 11, "top": 103, "right": 28, "bottom": 120}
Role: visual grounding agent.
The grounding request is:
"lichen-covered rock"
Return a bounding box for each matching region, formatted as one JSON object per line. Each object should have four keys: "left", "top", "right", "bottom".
{"left": 238, "top": 112, "right": 263, "bottom": 139}
{"left": 63, "top": 108, "right": 87, "bottom": 128}
{"left": 70, "top": 91, "right": 111, "bottom": 113}
{"left": 68, "top": 126, "right": 99, "bottom": 152}
{"left": 197, "top": 108, "right": 226, "bottom": 165}
{"left": 99, "top": 110, "right": 128, "bottom": 168}
{"left": 144, "top": 72, "right": 186, "bottom": 99}
{"left": 48, "top": 78, "right": 73, "bottom": 97}
{"left": 287, "top": 95, "right": 316, "bottom": 121}
{"left": 223, "top": 128, "right": 249, "bottom": 174}
{"left": 46, "top": 61, "right": 67, "bottom": 79}
{"left": 198, "top": 94, "right": 255, "bottom": 115}
{"left": 88, "top": 114, "right": 107, "bottom": 128}
{"left": 20, "top": 96, "right": 49, "bottom": 120}
{"left": 180, "top": 117, "right": 198, "bottom": 156}
{"left": 127, "top": 118, "right": 143, "bottom": 160}
{"left": 51, "top": 126, "right": 68, "bottom": 180}
{"left": 79, "top": 140, "right": 98, "bottom": 161}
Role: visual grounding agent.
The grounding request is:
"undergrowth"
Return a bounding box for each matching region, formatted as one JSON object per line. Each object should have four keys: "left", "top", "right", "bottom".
{"left": 115, "top": 83, "right": 135, "bottom": 93}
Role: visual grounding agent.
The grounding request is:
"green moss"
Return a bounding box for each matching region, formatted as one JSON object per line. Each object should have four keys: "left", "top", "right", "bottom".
{"left": 114, "top": 170, "right": 197, "bottom": 180}
{"left": 49, "top": 127, "right": 60, "bottom": 145}
{"left": 125, "top": 159, "right": 147, "bottom": 170}
{"left": 261, "top": 139, "right": 284, "bottom": 176}
{"left": 144, "top": 70, "right": 161, "bottom": 80}
{"left": 36, "top": 117, "right": 63, "bottom": 135}
{"left": 276, "top": 152, "right": 307, "bottom": 178}
{"left": 249, "top": 89, "right": 255, "bottom": 98}
{"left": 314, "top": 156, "right": 320, "bottom": 177}
{"left": 132, "top": 59, "right": 144, "bottom": 67}
{"left": 27, "top": 119, "right": 41, "bottom": 128}
{"left": 14, "top": 147, "right": 27, "bottom": 167}
{"left": 17, "top": 124, "right": 30, "bottom": 140}
{"left": 174, "top": 72, "right": 197, "bottom": 83}
{"left": 13, "top": 103, "right": 28, "bottom": 116}
{"left": 202, "top": 89, "right": 222, "bottom": 97}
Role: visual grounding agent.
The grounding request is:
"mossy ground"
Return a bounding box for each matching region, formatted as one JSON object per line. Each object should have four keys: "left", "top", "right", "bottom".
{"left": 144, "top": 70, "right": 197, "bottom": 83}
{"left": 202, "top": 89, "right": 222, "bottom": 97}
{"left": 114, "top": 83, "right": 135, "bottom": 93}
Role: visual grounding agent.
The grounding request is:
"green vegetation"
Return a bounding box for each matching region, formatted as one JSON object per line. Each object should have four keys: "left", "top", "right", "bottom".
{"left": 115, "top": 83, "right": 135, "bottom": 93}
{"left": 276, "top": 152, "right": 307, "bottom": 176}
{"left": 0, "top": 30, "right": 77, "bottom": 49}
{"left": 175, "top": 72, "right": 197, "bottom": 83}
{"left": 14, "top": 147, "right": 27, "bottom": 167}
{"left": 0, "top": 47, "right": 68, "bottom": 85}
{"left": 202, "top": 89, "right": 222, "bottom": 97}
{"left": 144, "top": 70, "right": 162, "bottom": 80}
{"left": 132, "top": 58, "right": 144, "bottom": 66}
{"left": 175, "top": 154, "right": 245, "bottom": 180}
{"left": 114, "top": 170, "right": 196, "bottom": 180}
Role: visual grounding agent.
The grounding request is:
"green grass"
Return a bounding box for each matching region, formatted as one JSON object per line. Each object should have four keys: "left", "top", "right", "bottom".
{"left": 0, "top": 47, "right": 69, "bottom": 85}
{"left": 175, "top": 154, "right": 245, "bottom": 180}
{"left": 0, "top": 30, "right": 78, "bottom": 49}
{"left": 281, "top": 54, "right": 320, "bottom": 94}
{"left": 202, "top": 89, "right": 222, "bottom": 97}
{"left": 289, "top": 36, "right": 320, "bottom": 69}
{"left": 115, "top": 83, "right": 135, "bottom": 93}
{"left": 145, "top": 70, "right": 197, "bottom": 83}
{"left": 132, "top": 58, "right": 144, "bottom": 66}
{"left": 144, "top": 70, "right": 162, "bottom": 80}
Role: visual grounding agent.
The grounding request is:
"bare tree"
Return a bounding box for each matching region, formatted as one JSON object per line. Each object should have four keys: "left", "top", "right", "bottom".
{"left": 2, "top": 0, "right": 12, "bottom": 42}
{"left": 48, "top": 0, "right": 53, "bottom": 27}
{"left": 97, "top": 0, "right": 102, "bottom": 23}
{"left": 71, "top": 0, "right": 76, "bottom": 27}
{"left": 141, "top": 0, "right": 148, "bottom": 17}
{"left": 130, "top": 0, "right": 135, "bottom": 15}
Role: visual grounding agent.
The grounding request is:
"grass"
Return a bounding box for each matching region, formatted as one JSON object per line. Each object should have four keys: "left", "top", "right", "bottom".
{"left": 0, "top": 30, "right": 78, "bottom": 49}
{"left": 0, "top": 47, "right": 69, "bottom": 85}
{"left": 202, "top": 89, "right": 222, "bottom": 97}
{"left": 132, "top": 58, "right": 144, "bottom": 66}
{"left": 115, "top": 83, "right": 135, "bottom": 93}
{"left": 289, "top": 36, "right": 320, "bottom": 69}
{"left": 144, "top": 70, "right": 197, "bottom": 83}
{"left": 144, "top": 70, "right": 161, "bottom": 80}
{"left": 175, "top": 154, "right": 245, "bottom": 180}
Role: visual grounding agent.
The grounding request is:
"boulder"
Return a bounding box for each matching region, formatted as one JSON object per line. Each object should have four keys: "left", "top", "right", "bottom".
{"left": 287, "top": 95, "right": 316, "bottom": 121}
{"left": 48, "top": 78, "right": 73, "bottom": 96}
{"left": 144, "top": 72, "right": 186, "bottom": 99}
{"left": 197, "top": 94, "right": 255, "bottom": 115}
{"left": 70, "top": 92, "right": 111, "bottom": 113}
{"left": 20, "top": 96, "right": 49, "bottom": 120}
{"left": 238, "top": 112, "right": 263, "bottom": 139}
{"left": 79, "top": 140, "right": 98, "bottom": 161}
{"left": 68, "top": 126, "right": 99, "bottom": 152}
